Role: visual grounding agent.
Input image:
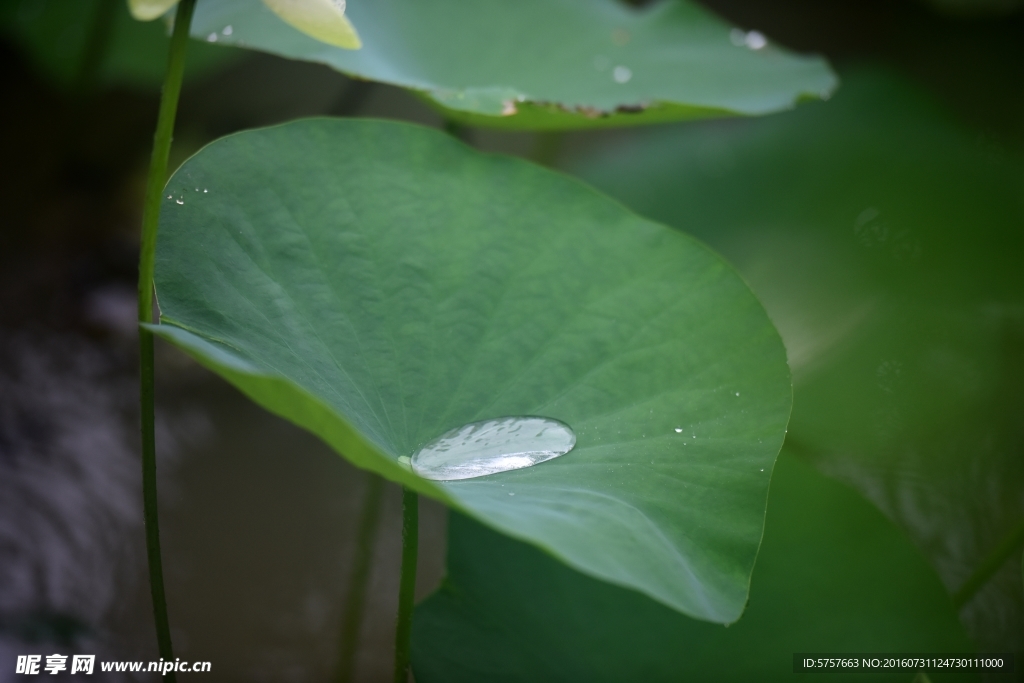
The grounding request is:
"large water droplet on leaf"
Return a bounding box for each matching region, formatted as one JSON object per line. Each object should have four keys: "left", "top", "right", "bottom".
{"left": 411, "top": 416, "right": 576, "bottom": 481}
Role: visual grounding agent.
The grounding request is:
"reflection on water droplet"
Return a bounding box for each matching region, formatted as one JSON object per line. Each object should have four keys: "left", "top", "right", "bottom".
{"left": 674, "top": 427, "right": 683, "bottom": 433}
{"left": 206, "top": 32, "right": 218, "bottom": 42}
{"left": 175, "top": 199, "right": 184, "bottom": 205}
{"left": 612, "top": 66, "right": 632, "bottom": 83}
{"left": 735, "top": 392, "right": 740, "bottom": 396}
{"left": 411, "top": 416, "right": 576, "bottom": 481}
{"left": 222, "top": 25, "right": 233, "bottom": 36}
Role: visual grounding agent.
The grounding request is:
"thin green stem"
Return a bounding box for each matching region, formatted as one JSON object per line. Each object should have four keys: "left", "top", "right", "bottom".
{"left": 335, "top": 473, "right": 385, "bottom": 683}
{"left": 393, "top": 487, "right": 419, "bottom": 683}
{"left": 138, "top": 1, "right": 196, "bottom": 678}
{"left": 953, "top": 518, "right": 1024, "bottom": 610}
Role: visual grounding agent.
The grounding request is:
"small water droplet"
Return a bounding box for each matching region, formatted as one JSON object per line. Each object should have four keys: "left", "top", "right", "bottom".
{"left": 744, "top": 31, "right": 767, "bottom": 50}
{"left": 166, "top": 195, "right": 172, "bottom": 199}
{"left": 674, "top": 427, "right": 683, "bottom": 433}
{"left": 508, "top": 492, "right": 515, "bottom": 496}
{"left": 222, "top": 25, "right": 233, "bottom": 36}
{"left": 612, "top": 66, "right": 632, "bottom": 84}
{"left": 411, "top": 416, "right": 576, "bottom": 481}
{"left": 175, "top": 199, "right": 184, "bottom": 205}
{"left": 735, "top": 392, "right": 740, "bottom": 396}
{"left": 203, "top": 189, "right": 208, "bottom": 193}
{"left": 730, "top": 28, "right": 767, "bottom": 50}
{"left": 206, "top": 32, "right": 218, "bottom": 42}
{"left": 760, "top": 468, "right": 764, "bottom": 472}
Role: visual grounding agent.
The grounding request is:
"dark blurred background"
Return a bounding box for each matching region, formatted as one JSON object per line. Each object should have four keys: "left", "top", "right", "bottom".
{"left": 0, "top": 0, "right": 1021, "bottom": 680}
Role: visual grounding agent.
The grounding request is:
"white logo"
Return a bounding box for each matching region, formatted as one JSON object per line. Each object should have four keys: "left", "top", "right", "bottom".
{"left": 44, "top": 654, "right": 68, "bottom": 675}
{"left": 15, "top": 656, "right": 40, "bottom": 675}
{"left": 71, "top": 655, "right": 96, "bottom": 674}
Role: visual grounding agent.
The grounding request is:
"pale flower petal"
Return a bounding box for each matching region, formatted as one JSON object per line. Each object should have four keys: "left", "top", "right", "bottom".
{"left": 262, "top": 0, "right": 362, "bottom": 49}
{"left": 127, "top": 0, "right": 180, "bottom": 21}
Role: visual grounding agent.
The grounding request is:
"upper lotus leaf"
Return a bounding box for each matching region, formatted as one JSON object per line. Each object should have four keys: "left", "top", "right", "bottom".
{"left": 190, "top": 0, "right": 836, "bottom": 129}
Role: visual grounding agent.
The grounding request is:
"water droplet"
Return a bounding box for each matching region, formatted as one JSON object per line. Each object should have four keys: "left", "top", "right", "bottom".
{"left": 674, "top": 427, "right": 683, "bottom": 433}
{"left": 206, "top": 32, "right": 218, "bottom": 42}
{"left": 203, "top": 189, "right": 208, "bottom": 193}
{"left": 760, "top": 468, "right": 764, "bottom": 472}
{"left": 175, "top": 199, "right": 184, "bottom": 205}
{"left": 612, "top": 66, "right": 632, "bottom": 84}
{"left": 730, "top": 29, "right": 767, "bottom": 50}
{"left": 508, "top": 492, "right": 515, "bottom": 496}
{"left": 735, "top": 392, "right": 740, "bottom": 396}
{"left": 411, "top": 416, "right": 576, "bottom": 481}
{"left": 222, "top": 25, "right": 233, "bottom": 36}
{"left": 166, "top": 195, "right": 172, "bottom": 199}
{"left": 744, "top": 31, "right": 767, "bottom": 50}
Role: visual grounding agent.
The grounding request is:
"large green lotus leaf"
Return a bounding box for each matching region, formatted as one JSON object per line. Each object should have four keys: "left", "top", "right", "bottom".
{"left": 187, "top": 0, "right": 836, "bottom": 130}
{"left": 0, "top": 0, "right": 241, "bottom": 90}
{"left": 149, "top": 118, "right": 792, "bottom": 623}
{"left": 570, "top": 68, "right": 1024, "bottom": 645}
{"left": 412, "top": 452, "right": 976, "bottom": 682}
